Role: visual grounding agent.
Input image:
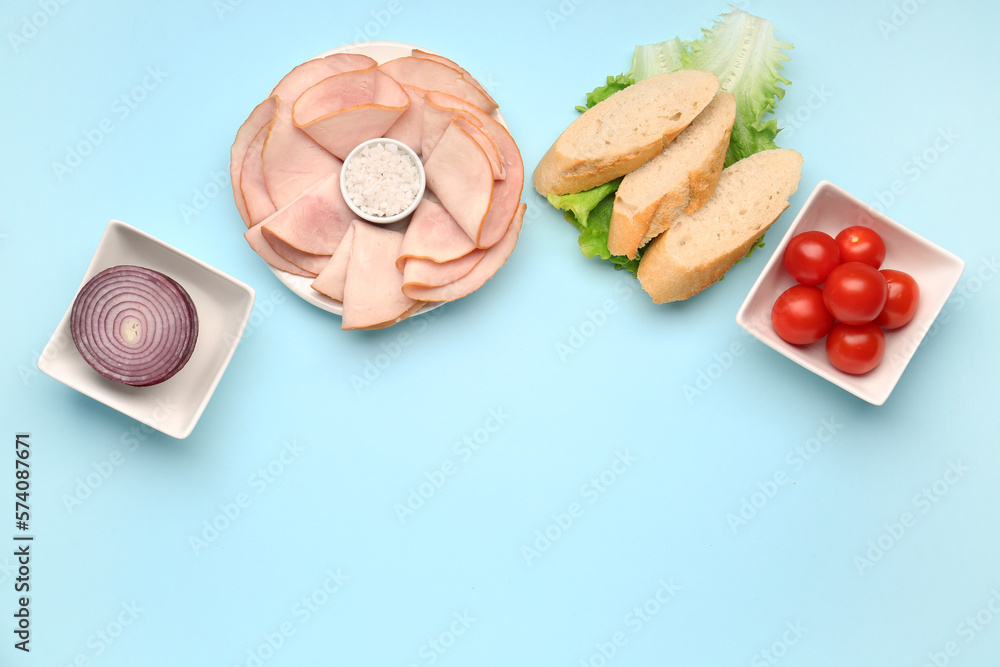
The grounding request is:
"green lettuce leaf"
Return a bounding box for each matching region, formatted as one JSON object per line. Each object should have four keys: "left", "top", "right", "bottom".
{"left": 576, "top": 194, "right": 641, "bottom": 275}
{"left": 575, "top": 74, "right": 635, "bottom": 113}
{"left": 546, "top": 178, "right": 622, "bottom": 231}
{"left": 629, "top": 37, "right": 687, "bottom": 81}
{"left": 678, "top": 9, "right": 792, "bottom": 166}
{"left": 547, "top": 178, "right": 641, "bottom": 276}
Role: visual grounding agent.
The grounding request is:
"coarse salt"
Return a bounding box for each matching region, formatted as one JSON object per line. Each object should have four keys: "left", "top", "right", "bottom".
{"left": 343, "top": 142, "right": 421, "bottom": 217}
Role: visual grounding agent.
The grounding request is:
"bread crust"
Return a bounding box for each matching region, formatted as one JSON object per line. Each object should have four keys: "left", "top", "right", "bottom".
{"left": 637, "top": 149, "right": 803, "bottom": 303}
{"left": 608, "top": 92, "right": 736, "bottom": 259}
{"left": 532, "top": 70, "right": 719, "bottom": 196}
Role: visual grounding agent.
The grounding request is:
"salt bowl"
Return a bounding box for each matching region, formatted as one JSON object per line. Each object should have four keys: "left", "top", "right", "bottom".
{"left": 340, "top": 138, "right": 426, "bottom": 224}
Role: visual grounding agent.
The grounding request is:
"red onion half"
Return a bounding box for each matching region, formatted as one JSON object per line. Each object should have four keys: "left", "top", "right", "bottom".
{"left": 70, "top": 265, "right": 199, "bottom": 386}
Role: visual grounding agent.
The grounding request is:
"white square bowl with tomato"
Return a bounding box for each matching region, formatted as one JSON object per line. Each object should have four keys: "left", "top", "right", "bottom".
{"left": 736, "top": 180, "right": 965, "bottom": 405}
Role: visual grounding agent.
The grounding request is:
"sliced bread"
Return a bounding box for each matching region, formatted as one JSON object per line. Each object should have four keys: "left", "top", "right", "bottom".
{"left": 637, "top": 149, "right": 803, "bottom": 303}
{"left": 608, "top": 92, "right": 735, "bottom": 259}
{"left": 532, "top": 70, "right": 719, "bottom": 196}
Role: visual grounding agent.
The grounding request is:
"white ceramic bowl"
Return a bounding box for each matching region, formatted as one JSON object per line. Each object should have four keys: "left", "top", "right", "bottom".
{"left": 736, "top": 181, "right": 965, "bottom": 405}
{"left": 38, "top": 220, "right": 255, "bottom": 438}
{"left": 340, "top": 137, "right": 426, "bottom": 224}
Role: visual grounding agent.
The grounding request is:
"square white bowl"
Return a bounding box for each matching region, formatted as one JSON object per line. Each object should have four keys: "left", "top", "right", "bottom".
{"left": 38, "top": 220, "right": 255, "bottom": 438}
{"left": 736, "top": 181, "right": 965, "bottom": 405}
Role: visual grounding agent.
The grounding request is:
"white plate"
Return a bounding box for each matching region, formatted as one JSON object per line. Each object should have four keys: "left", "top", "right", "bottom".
{"left": 265, "top": 41, "right": 507, "bottom": 317}
{"left": 38, "top": 220, "right": 255, "bottom": 438}
{"left": 736, "top": 181, "right": 965, "bottom": 405}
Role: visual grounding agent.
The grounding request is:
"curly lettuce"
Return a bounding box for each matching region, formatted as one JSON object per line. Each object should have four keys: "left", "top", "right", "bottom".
{"left": 666, "top": 10, "right": 792, "bottom": 166}
{"left": 547, "top": 178, "right": 639, "bottom": 275}
{"left": 550, "top": 8, "right": 793, "bottom": 276}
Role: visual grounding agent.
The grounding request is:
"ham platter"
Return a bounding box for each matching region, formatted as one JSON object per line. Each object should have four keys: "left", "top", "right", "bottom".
{"left": 230, "top": 41, "right": 526, "bottom": 330}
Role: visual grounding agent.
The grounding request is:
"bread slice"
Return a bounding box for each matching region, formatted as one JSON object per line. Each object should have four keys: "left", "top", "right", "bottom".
{"left": 532, "top": 70, "right": 719, "bottom": 196}
{"left": 637, "top": 149, "right": 803, "bottom": 303}
{"left": 608, "top": 92, "right": 735, "bottom": 259}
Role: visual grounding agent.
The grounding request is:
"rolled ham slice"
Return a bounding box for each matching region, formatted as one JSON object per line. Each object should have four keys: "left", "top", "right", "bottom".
{"left": 377, "top": 56, "right": 497, "bottom": 113}
{"left": 341, "top": 221, "right": 422, "bottom": 330}
{"left": 402, "top": 250, "right": 485, "bottom": 289}
{"left": 260, "top": 170, "right": 353, "bottom": 257}
{"left": 231, "top": 96, "right": 277, "bottom": 227}
{"left": 423, "top": 120, "right": 494, "bottom": 246}
{"left": 425, "top": 91, "right": 524, "bottom": 249}
{"left": 396, "top": 197, "right": 477, "bottom": 270}
{"left": 403, "top": 204, "right": 525, "bottom": 302}
{"left": 311, "top": 223, "right": 356, "bottom": 302}
{"left": 293, "top": 69, "right": 409, "bottom": 160}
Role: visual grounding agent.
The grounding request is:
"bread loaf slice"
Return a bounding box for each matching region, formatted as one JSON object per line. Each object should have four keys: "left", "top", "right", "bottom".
{"left": 608, "top": 92, "right": 735, "bottom": 259}
{"left": 637, "top": 149, "right": 803, "bottom": 303}
{"left": 532, "top": 70, "right": 719, "bottom": 196}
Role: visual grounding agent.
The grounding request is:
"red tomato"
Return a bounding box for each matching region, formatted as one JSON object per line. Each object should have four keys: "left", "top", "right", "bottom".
{"left": 771, "top": 285, "right": 835, "bottom": 345}
{"left": 874, "top": 269, "right": 920, "bottom": 329}
{"left": 783, "top": 231, "right": 841, "bottom": 285}
{"left": 826, "top": 322, "right": 885, "bottom": 374}
{"left": 836, "top": 226, "right": 886, "bottom": 269}
{"left": 822, "top": 262, "right": 888, "bottom": 325}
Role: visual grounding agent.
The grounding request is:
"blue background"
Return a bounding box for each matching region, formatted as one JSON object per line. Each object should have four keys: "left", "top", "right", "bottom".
{"left": 3, "top": 1, "right": 999, "bottom": 665}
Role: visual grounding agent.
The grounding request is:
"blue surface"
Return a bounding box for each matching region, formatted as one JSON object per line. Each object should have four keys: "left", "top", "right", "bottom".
{"left": 3, "top": 1, "right": 1000, "bottom": 665}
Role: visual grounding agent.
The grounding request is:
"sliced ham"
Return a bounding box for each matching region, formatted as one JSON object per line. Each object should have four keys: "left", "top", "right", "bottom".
{"left": 232, "top": 48, "right": 524, "bottom": 330}
{"left": 456, "top": 117, "right": 504, "bottom": 180}
{"left": 260, "top": 170, "right": 353, "bottom": 256}
{"left": 425, "top": 91, "right": 525, "bottom": 249}
{"left": 341, "top": 221, "right": 421, "bottom": 330}
{"left": 260, "top": 53, "right": 374, "bottom": 209}
{"left": 377, "top": 56, "right": 497, "bottom": 113}
{"left": 249, "top": 201, "right": 332, "bottom": 276}
{"left": 270, "top": 52, "right": 376, "bottom": 101}
{"left": 311, "top": 223, "right": 356, "bottom": 302}
{"left": 410, "top": 49, "right": 498, "bottom": 110}
{"left": 403, "top": 204, "right": 525, "bottom": 302}
{"left": 420, "top": 106, "right": 503, "bottom": 180}
{"left": 419, "top": 104, "right": 478, "bottom": 160}
{"left": 241, "top": 122, "right": 278, "bottom": 226}
{"left": 293, "top": 69, "right": 409, "bottom": 160}
{"left": 266, "top": 238, "right": 330, "bottom": 275}
{"left": 382, "top": 84, "right": 428, "bottom": 156}
{"left": 231, "top": 96, "right": 277, "bottom": 227}
{"left": 261, "top": 98, "right": 343, "bottom": 210}
{"left": 423, "top": 120, "right": 494, "bottom": 245}
{"left": 396, "top": 197, "right": 477, "bottom": 270}
{"left": 402, "top": 250, "right": 485, "bottom": 289}
{"left": 245, "top": 172, "right": 355, "bottom": 276}
{"left": 243, "top": 224, "right": 316, "bottom": 278}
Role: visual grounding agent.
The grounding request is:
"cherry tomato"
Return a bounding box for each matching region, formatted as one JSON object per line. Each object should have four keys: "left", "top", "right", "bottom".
{"left": 825, "top": 322, "right": 885, "bottom": 374}
{"left": 771, "top": 285, "right": 835, "bottom": 345}
{"left": 836, "top": 226, "right": 886, "bottom": 269}
{"left": 783, "top": 231, "right": 841, "bottom": 286}
{"left": 874, "top": 269, "right": 920, "bottom": 329}
{"left": 822, "top": 262, "right": 888, "bottom": 325}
